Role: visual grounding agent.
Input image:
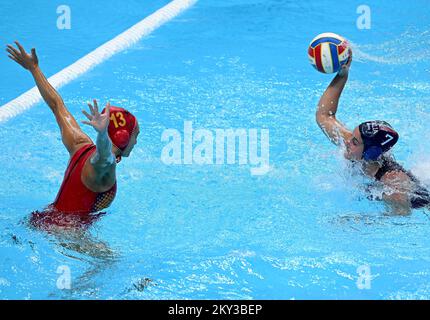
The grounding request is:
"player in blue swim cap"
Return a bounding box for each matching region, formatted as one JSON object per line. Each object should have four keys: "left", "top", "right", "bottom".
{"left": 315, "top": 52, "right": 430, "bottom": 215}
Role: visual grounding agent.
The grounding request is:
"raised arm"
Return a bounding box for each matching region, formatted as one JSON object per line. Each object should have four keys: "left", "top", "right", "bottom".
{"left": 81, "top": 100, "right": 116, "bottom": 192}
{"left": 316, "top": 52, "right": 353, "bottom": 146}
{"left": 6, "top": 41, "right": 92, "bottom": 155}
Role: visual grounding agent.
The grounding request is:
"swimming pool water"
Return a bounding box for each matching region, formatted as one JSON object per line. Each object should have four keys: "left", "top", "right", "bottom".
{"left": 1, "top": 0, "right": 430, "bottom": 299}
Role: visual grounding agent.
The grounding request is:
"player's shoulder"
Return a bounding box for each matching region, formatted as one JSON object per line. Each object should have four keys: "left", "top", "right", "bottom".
{"left": 380, "top": 169, "right": 411, "bottom": 186}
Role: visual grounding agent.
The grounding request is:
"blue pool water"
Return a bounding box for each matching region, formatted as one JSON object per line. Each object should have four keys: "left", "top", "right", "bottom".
{"left": 1, "top": 0, "right": 430, "bottom": 299}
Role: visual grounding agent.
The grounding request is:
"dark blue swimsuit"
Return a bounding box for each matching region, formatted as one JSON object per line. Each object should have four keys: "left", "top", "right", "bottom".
{"left": 372, "top": 156, "right": 430, "bottom": 209}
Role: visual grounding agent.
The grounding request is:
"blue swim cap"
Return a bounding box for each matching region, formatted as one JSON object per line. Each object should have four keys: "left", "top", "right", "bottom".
{"left": 359, "top": 121, "right": 399, "bottom": 161}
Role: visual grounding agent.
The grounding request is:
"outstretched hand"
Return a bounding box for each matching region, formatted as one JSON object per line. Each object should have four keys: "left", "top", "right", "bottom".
{"left": 6, "top": 41, "right": 38, "bottom": 71}
{"left": 338, "top": 48, "right": 352, "bottom": 77}
{"left": 82, "top": 100, "right": 111, "bottom": 133}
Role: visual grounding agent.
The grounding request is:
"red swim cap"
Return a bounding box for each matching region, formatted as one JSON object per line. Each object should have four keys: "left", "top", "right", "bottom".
{"left": 102, "top": 106, "right": 137, "bottom": 151}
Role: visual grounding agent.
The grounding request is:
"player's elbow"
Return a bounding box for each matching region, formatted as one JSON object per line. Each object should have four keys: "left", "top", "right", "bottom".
{"left": 316, "top": 109, "right": 330, "bottom": 127}
{"left": 315, "top": 110, "right": 322, "bottom": 125}
{"left": 47, "top": 98, "right": 65, "bottom": 113}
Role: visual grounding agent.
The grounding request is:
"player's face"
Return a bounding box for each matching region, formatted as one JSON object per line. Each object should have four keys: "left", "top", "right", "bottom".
{"left": 344, "top": 127, "right": 364, "bottom": 160}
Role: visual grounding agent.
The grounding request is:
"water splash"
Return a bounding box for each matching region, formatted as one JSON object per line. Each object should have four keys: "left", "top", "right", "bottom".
{"left": 351, "top": 29, "right": 430, "bottom": 65}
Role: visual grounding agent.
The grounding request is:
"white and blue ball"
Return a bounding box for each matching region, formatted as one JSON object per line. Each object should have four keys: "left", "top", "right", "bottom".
{"left": 308, "top": 32, "right": 350, "bottom": 74}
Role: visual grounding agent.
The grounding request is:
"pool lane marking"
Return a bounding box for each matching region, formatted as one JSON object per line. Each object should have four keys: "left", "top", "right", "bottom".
{"left": 0, "top": 0, "right": 197, "bottom": 123}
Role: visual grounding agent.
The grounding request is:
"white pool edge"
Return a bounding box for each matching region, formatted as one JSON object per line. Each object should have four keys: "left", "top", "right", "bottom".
{"left": 0, "top": 0, "right": 197, "bottom": 123}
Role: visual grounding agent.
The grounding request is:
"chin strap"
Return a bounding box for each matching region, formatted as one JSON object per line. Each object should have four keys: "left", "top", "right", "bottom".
{"left": 116, "top": 155, "right": 122, "bottom": 163}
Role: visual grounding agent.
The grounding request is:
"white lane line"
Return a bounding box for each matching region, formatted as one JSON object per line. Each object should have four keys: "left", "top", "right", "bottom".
{"left": 0, "top": 0, "right": 197, "bottom": 123}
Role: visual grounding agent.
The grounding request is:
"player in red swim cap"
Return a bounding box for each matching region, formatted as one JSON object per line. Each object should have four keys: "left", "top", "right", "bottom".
{"left": 315, "top": 51, "right": 430, "bottom": 215}
{"left": 7, "top": 41, "right": 139, "bottom": 217}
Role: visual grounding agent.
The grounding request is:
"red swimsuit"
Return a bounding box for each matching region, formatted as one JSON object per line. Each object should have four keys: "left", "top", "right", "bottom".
{"left": 52, "top": 143, "right": 117, "bottom": 214}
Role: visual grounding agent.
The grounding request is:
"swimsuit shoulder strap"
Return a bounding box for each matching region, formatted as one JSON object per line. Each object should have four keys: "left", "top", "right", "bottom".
{"left": 373, "top": 156, "right": 430, "bottom": 209}
{"left": 374, "top": 155, "right": 405, "bottom": 181}
{"left": 374, "top": 155, "right": 420, "bottom": 184}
